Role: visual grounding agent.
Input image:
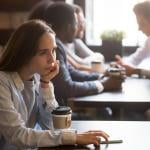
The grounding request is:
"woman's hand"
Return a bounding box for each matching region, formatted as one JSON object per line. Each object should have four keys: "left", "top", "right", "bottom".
{"left": 76, "top": 130, "right": 109, "bottom": 146}
{"left": 40, "top": 60, "right": 59, "bottom": 82}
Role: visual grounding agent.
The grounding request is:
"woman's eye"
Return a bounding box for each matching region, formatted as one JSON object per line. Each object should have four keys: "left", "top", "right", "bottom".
{"left": 39, "top": 52, "right": 46, "bottom": 55}
{"left": 38, "top": 50, "right": 49, "bottom": 55}
{"left": 37, "top": 48, "right": 56, "bottom": 57}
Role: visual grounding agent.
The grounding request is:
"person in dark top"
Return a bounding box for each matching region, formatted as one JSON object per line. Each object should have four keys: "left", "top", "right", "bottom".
{"left": 28, "top": 0, "right": 54, "bottom": 20}
{"left": 42, "top": 2, "right": 124, "bottom": 106}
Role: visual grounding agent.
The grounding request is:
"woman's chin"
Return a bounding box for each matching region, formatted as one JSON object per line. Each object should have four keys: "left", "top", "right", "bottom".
{"left": 40, "top": 71, "right": 48, "bottom": 76}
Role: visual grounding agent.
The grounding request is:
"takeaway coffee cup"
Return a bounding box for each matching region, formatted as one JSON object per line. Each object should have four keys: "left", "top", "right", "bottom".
{"left": 91, "top": 61, "right": 105, "bottom": 73}
{"left": 52, "top": 106, "right": 72, "bottom": 130}
{"left": 108, "top": 67, "right": 125, "bottom": 77}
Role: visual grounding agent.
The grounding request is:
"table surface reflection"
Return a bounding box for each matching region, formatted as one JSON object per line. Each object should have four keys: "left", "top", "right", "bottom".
{"left": 39, "top": 121, "right": 150, "bottom": 150}
{"left": 69, "top": 77, "right": 150, "bottom": 109}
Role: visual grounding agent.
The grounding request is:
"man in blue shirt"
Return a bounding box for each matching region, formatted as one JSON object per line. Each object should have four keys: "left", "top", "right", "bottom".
{"left": 43, "top": 2, "right": 123, "bottom": 106}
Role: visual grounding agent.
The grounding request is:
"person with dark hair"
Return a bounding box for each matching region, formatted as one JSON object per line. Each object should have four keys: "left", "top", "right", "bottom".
{"left": 28, "top": 2, "right": 99, "bottom": 73}
{"left": 28, "top": 0, "right": 54, "bottom": 20}
{"left": 64, "top": 4, "right": 104, "bottom": 73}
{"left": 43, "top": 2, "right": 124, "bottom": 106}
{"left": 115, "top": 1, "right": 150, "bottom": 78}
{"left": 0, "top": 20, "right": 109, "bottom": 149}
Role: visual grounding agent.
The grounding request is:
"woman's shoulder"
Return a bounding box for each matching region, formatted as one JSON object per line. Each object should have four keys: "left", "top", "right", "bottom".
{"left": 0, "top": 71, "right": 17, "bottom": 86}
{"left": 0, "top": 71, "right": 9, "bottom": 79}
{"left": 0, "top": 71, "right": 24, "bottom": 92}
{"left": 0, "top": 71, "right": 12, "bottom": 85}
{"left": 0, "top": 72, "right": 13, "bottom": 93}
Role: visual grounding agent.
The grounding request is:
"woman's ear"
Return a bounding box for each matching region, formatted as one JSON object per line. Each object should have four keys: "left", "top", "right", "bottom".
{"left": 65, "top": 23, "right": 72, "bottom": 33}
{"left": 64, "top": 23, "right": 73, "bottom": 37}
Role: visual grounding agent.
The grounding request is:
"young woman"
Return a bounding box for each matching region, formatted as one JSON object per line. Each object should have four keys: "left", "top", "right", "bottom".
{"left": 0, "top": 20, "right": 109, "bottom": 149}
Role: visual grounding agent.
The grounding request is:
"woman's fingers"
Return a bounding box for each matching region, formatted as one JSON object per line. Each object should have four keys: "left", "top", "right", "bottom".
{"left": 115, "top": 55, "right": 125, "bottom": 65}
{"left": 76, "top": 130, "right": 109, "bottom": 146}
{"left": 83, "top": 130, "right": 109, "bottom": 142}
{"left": 87, "top": 130, "right": 109, "bottom": 137}
{"left": 49, "top": 60, "right": 59, "bottom": 72}
{"left": 41, "top": 60, "right": 60, "bottom": 81}
{"left": 115, "top": 54, "right": 122, "bottom": 61}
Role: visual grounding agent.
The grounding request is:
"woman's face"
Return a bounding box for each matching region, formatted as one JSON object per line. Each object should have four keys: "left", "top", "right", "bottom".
{"left": 26, "top": 32, "right": 57, "bottom": 76}
{"left": 136, "top": 13, "right": 150, "bottom": 36}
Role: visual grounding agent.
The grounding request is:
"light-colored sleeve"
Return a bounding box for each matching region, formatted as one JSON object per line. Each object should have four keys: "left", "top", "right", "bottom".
{"left": 74, "top": 39, "right": 94, "bottom": 58}
{"left": 37, "top": 81, "right": 58, "bottom": 130}
{"left": 0, "top": 80, "right": 76, "bottom": 148}
{"left": 67, "top": 46, "right": 91, "bottom": 65}
{"left": 39, "top": 81, "right": 59, "bottom": 109}
{"left": 125, "top": 37, "right": 150, "bottom": 66}
{"left": 140, "top": 69, "right": 150, "bottom": 78}
{"left": 66, "top": 39, "right": 96, "bottom": 65}
{"left": 74, "top": 39, "right": 104, "bottom": 63}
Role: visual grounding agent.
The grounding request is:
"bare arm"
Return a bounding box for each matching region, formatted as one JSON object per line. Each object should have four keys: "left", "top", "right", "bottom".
{"left": 67, "top": 54, "right": 93, "bottom": 72}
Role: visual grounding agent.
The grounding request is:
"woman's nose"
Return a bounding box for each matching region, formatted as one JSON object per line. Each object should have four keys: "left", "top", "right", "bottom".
{"left": 47, "top": 54, "right": 55, "bottom": 64}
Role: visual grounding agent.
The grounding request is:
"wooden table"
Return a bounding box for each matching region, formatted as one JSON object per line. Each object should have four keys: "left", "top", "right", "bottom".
{"left": 69, "top": 77, "right": 150, "bottom": 110}
{"left": 39, "top": 121, "right": 150, "bottom": 150}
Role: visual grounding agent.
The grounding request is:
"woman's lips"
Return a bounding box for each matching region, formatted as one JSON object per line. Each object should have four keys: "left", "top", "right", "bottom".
{"left": 47, "top": 63, "right": 55, "bottom": 72}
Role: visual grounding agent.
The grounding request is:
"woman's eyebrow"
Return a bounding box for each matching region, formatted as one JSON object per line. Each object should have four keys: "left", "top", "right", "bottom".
{"left": 38, "top": 46, "right": 57, "bottom": 52}
{"left": 36, "top": 49, "right": 49, "bottom": 54}
{"left": 38, "top": 48, "right": 49, "bottom": 51}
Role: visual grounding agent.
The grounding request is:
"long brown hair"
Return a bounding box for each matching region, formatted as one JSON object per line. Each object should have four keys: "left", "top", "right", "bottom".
{"left": 0, "top": 20, "right": 54, "bottom": 71}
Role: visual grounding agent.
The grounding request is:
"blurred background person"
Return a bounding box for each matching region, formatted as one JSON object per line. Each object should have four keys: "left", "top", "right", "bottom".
{"left": 43, "top": 2, "right": 124, "bottom": 120}
{"left": 44, "top": 2, "right": 123, "bottom": 104}
{"left": 64, "top": 4, "right": 105, "bottom": 73}
{"left": 28, "top": 2, "right": 104, "bottom": 74}
{"left": 115, "top": 1, "right": 150, "bottom": 78}
{"left": 28, "top": 0, "right": 54, "bottom": 20}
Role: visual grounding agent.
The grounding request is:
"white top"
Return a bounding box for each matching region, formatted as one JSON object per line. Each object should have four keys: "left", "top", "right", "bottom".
{"left": 0, "top": 72, "right": 76, "bottom": 150}
{"left": 125, "top": 36, "right": 150, "bottom": 66}
{"left": 74, "top": 38, "right": 94, "bottom": 58}
{"left": 125, "top": 36, "right": 150, "bottom": 77}
{"left": 64, "top": 39, "right": 104, "bottom": 65}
